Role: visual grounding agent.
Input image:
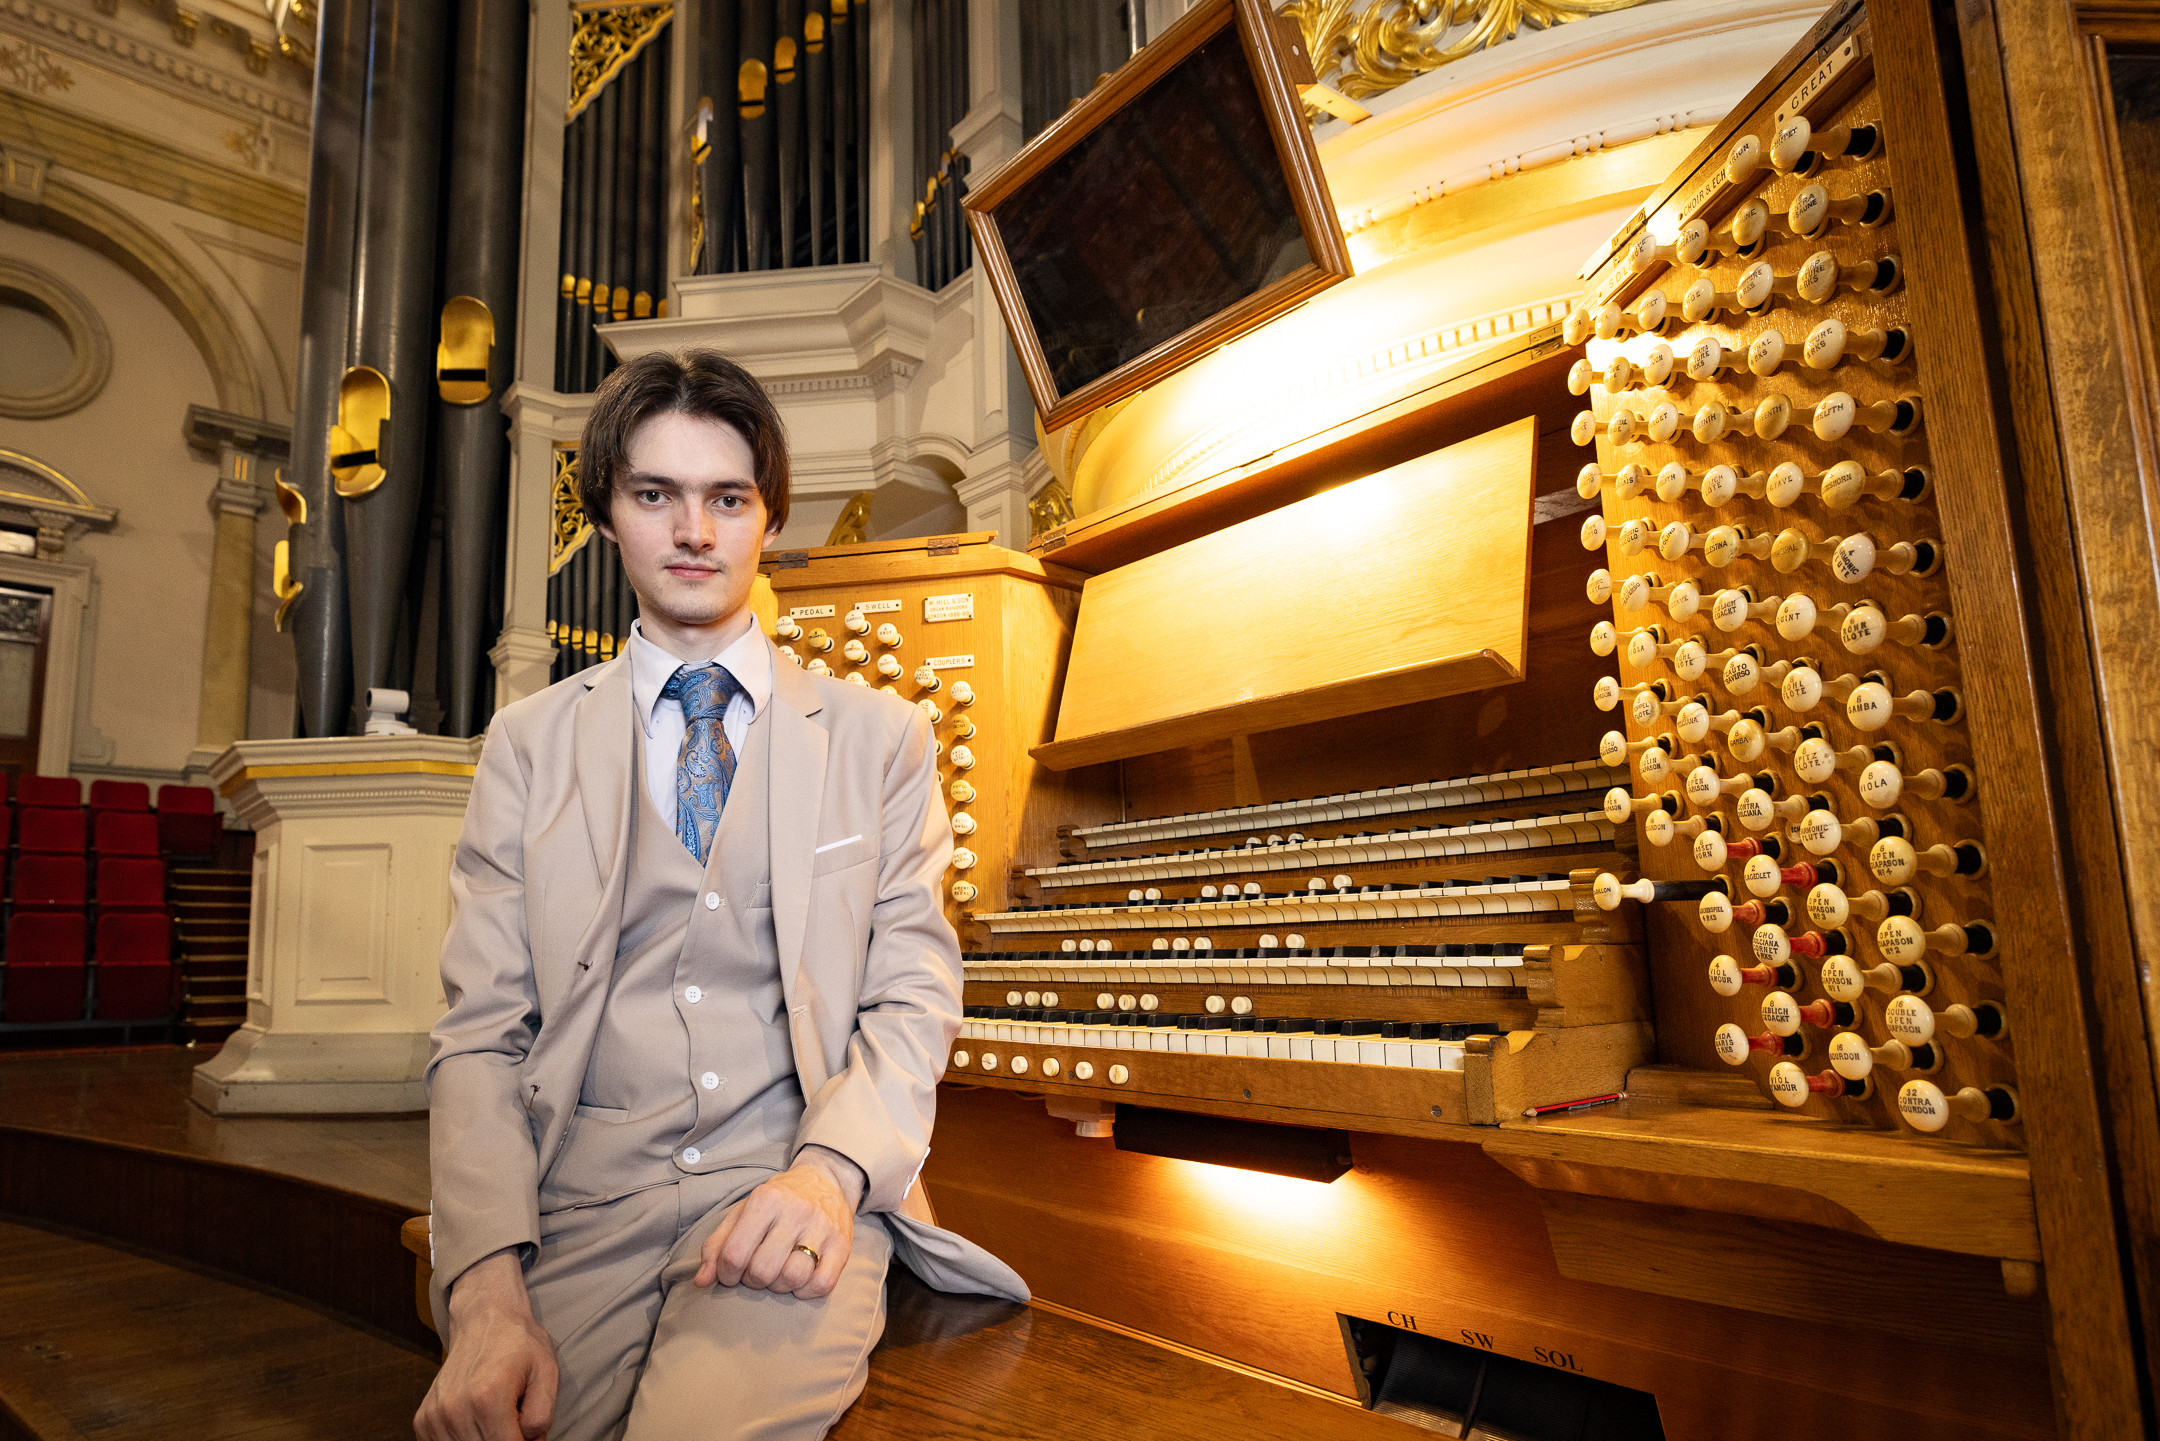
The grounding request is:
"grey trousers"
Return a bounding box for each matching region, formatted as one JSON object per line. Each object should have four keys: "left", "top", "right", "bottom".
{"left": 524, "top": 1169, "right": 892, "bottom": 1441}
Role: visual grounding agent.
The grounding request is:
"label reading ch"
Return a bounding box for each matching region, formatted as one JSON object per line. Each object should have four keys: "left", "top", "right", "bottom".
{"left": 924, "top": 592, "right": 974, "bottom": 622}
{"left": 788, "top": 604, "right": 835, "bottom": 619}
{"left": 924, "top": 654, "right": 974, "bottom": 671}
{"left": 855, "top": 599, "right": 902, "bottom": 614}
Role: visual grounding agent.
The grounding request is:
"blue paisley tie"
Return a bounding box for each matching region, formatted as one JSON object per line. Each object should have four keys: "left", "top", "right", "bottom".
{"left": 661, "top": 664, "right": 743, "bottom": 865}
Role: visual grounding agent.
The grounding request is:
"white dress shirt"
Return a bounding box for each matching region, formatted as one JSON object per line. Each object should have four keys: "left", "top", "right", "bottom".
{"left": 627, "top": 617, "right": 773, "bottom": 834}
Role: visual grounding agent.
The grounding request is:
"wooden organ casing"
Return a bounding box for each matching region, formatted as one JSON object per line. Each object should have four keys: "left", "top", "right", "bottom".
{"left": 756, "top": 3, "right": 2160, "bottom": 1435}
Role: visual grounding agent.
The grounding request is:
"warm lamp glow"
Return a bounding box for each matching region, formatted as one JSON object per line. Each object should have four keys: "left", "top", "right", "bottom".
{"left": 1169, "top": 1154, "right": 1350, "bottom": 1223}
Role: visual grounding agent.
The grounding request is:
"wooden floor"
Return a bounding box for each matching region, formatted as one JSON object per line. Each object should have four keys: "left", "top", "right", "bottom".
{"left": 0, "top": 1047, "right": 1409, "bottom": 1441}
{"left": 0, "top": 1218, "right": 436, "bottom": 1441}
{"left": 0, "top": 1046, "right": 428, "bottom": 1211}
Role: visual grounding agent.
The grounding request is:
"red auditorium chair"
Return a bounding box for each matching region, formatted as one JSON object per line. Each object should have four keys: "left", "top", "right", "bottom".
{"left": 92, "top": 810, "right": 159, "bottom": 857}
{"left": 15, "top": 806, "right": 86, "bottom": 854}
{"left": 88, "top": 780, "right": 151, "bottom": 812}
{"left": 155, "top": 784, "right": 221, "bottom": 858}
{"left": 12, "top": 854, "right": 87, "bottom": 910}
{"left": 95, "top": 856, "right": 164, "bottom": 910}
{"left": 92, "top": 910, "right": 174, "bottom": 1020}
{"left": 16, "top": 776, "right": 81, "bottom": 808}
{"left": 2, "top": 910, "right": 87, "bottom": 1022}
{"left": 157, "top": 785, "right": 216, "bottom": 814}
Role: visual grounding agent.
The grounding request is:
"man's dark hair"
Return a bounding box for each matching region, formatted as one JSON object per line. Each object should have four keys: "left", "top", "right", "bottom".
{"left": 577, "top": 348, "right": 790, "bottom": 533}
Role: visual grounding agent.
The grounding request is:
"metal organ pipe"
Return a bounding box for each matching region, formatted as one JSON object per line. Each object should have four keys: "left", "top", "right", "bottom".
{"left": 285, "top": 0, "right": 368, "bottom": 737}
{"left": 341, "top": 0, "right": 448, "bottom": 734}
{"left": 434, "top": 0, "right": 528, "bottom": 739}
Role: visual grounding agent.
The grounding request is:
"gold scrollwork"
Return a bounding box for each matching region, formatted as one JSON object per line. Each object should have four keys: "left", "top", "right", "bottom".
{"left": 826, "top": 490, "right": 873, "bottom": 546}
{"left": 567, "top": 4, "right": 674, "bottom": 121}
{"left": 1285, "top": 0, "right": 1650, "bottom": 101}
{"left": 272, "top": 540, "right": 303, "bottom": 632}
{"left": 550, "top": 445, "right": 594, "bottom": 576}
{"left": 1027, "top": 478, "right": 1075, "bottom": 540}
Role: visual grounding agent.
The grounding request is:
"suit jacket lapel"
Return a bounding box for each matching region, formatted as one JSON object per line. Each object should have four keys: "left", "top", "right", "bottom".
{"left": 569, "top": 654, "right": 637, "bottom": 972}
{"left": 767, "top": 640, "right": 826, "bottom": 1000}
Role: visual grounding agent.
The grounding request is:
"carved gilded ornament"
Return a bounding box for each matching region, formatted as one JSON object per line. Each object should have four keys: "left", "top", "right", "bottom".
{"left": 1283, "top": 0, "right": 1652, "bottom": 101}
{"left": 550, "top": 446, "right": 594, "bottom": 575}
{"left": 0, "top": 39, "right": 72, "bottom": 96}
{"left": 826, "top": 491, "right": 873, "bottom": 547}
{"left": 567, "top": 3, "right": 673, "bottom": 122}
{"left": 1027, "top": 479, "right": 1074, "bottom": 540}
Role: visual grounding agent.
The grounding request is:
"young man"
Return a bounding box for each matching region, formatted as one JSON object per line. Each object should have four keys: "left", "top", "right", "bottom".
{"left": 417, "top": 349, "right": 1023, "bottom": 1441}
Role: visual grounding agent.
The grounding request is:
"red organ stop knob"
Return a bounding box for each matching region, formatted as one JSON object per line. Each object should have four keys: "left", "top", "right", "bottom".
{"left": 1769, "top": 1062, "right": 1872, "bottom": 1107}
{"left": 1715, "top": 1022, "right": 1805, "bottom": 1064}
{"left": 1760, "top": 990, "right": 1855, "bottom": 1035}
{"left": 1707, "top": 954, "right": 1799, "bottom": 995}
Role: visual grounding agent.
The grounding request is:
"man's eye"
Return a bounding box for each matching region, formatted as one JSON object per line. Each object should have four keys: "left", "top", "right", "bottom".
{"left": 638, "top": 490, "right": 665, "bottom": 504}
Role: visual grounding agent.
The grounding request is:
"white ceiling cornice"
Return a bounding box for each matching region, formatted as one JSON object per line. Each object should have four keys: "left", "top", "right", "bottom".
{"left": 0, "top": 0, "right": 311, "bottom": 130}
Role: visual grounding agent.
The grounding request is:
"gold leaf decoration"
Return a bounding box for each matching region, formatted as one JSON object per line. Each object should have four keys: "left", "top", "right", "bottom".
{"left": 1028, "top": 479, "right": 1074, "bottom": 539}
{"left": 1284, "top": 0, "right": 1650, "bottom": 102}
{"left": 826, "top": 491, "right": 873, "bottom": 547}
{"left": 567, "top": 3, "right": 673, "bottom": 121}
{"left": 0, "top": 39, "right": 73, "bottom": 96}
{"left": 550, "top": 446, "right": 594, "bottom": 575}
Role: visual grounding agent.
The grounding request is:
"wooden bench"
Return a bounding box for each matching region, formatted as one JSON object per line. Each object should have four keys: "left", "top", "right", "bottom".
{"left": 400, "top": 1216, "right": 1409, "bottom": 1439}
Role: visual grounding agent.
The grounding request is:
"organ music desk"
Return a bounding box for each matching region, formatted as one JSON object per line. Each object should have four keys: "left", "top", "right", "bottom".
{"left": 745, "top": 2, "right": 2160, "bottom": 1437}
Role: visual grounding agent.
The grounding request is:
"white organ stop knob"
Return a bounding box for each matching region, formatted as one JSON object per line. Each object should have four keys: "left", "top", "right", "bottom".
{"left": 948, "top": 745, "right": 976, "bottom": 770}
{"left": 1885, "top": 996, "right": 2008, "bottom": 1048}
{"left": 1827, "top": 1032, "right": 1918, "bottom": 1082}
{"left": 914, "top": 665, "right": 942, "bottom": 691}
{"left": 774, "top": 615, "right": 803, "bottom": 641}
{"left": 1813, "top": 391, "right": 1923, "bottom": 442}
{"left": 844, "top": 609, "right": 870, "bottom": 634}
{"left": 1898, "top": 1080, "right": 2019, "bottom": 1132}
{"left": 842, "top": 639, "right": 869, "bottom": 663}
{"left": 1768, "top": 1061, "right": 1860, "bottom": 1107}
{"left": 950, "top": 880, "right": 977, "bottom": 903}
{"left": 1847, "top": 681, "right": 1960, "bottom": 732}
{"left": 949, "top": 779, "right": 976, "bottom": 802}
{"left": 876, "top": 653, "right": 904, "bottom": 678}
{"left": 950, "top": 847, "right": 977, "bottom": 870}
{"left": 1572, "top": 409, "right": 1638, "bottom": 446}
{"left": 875, "top": 622, "right": 903, "bottom": 646}
{"left": 950, "top": 812, "right": 977, "bottom": 835}
{"left": 949, "top": 681, "right": 975, "bottom": 705}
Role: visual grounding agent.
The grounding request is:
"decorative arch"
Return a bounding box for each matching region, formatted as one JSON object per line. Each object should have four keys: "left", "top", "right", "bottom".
{"left": 31, "top": 176, "right": 265, "bottom": 419}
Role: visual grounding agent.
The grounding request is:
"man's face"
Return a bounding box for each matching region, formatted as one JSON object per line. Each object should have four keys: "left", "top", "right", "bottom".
{"left": 598, "top": 410, "right": 779, "bottom": 644}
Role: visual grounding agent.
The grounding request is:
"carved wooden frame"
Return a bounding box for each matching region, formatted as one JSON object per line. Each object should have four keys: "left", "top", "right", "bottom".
{"left": 961, "top": 0, "right": 1352, "bottom": 432}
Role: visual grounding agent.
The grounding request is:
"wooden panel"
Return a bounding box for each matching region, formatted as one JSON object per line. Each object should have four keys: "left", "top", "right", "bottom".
{"left": 1038, "top": 420, "right": 1538, "bottom": 770}
{"left": 1031, "top": 337, "right": 1575, "bottom": 575}
{"left": 924, "top": 1086, "right": 2055, "bottom": 1441}
{"left": 1482, "top": 1098, "right": 2038, "bottom": 1261}
{"left": 1533, "top": 1189, "right": 2045, "bottom": 1355}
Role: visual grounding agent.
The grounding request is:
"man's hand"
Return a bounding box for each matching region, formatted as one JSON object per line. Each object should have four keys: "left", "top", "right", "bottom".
{"left": 416, "top": 1249, "right": 559, "bottom": 1441}
{"left": 695, "top": 1145, "right": 865, "bottom": 1300}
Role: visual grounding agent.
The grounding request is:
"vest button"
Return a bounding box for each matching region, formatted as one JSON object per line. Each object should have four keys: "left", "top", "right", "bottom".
{"left": 684, "top": 986, "right": 702, "bottom": 1004}
{"left": 701, "top": 1072, "right": 720, "bottom": 1090}
{"left": 705, "top": 892, "right": 721, "bottom": 910}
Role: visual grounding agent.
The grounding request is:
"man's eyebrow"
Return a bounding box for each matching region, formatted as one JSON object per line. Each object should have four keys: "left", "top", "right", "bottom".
{"left": 618, "top": 470, "right": 680, "bottom": 489}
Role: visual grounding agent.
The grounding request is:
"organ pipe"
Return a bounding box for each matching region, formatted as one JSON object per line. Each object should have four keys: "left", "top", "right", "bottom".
{"left": 434, "top": 0, "right": 528, "bottom": 738}
{"left": 341, "top": 0, "right": 448, "bottom": 733}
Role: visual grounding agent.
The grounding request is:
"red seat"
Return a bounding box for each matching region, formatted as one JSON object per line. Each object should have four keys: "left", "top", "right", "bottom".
{"left": 16, "top": 807, "right": 86, "bottom": 854}
{"left": 89, "top": 780, "right": 151, "bottom": 812}
{"left": 3, "top": 911, "right": 86, "bottom": 1021}
{"left": 95, "top": 857, "right": 164, "bottom": 910}
{"left": 157, "top": 811, "right": 222, "bottom": 858}
{"left": 93, "top": 911, "right": 173, "bottom": 1020}
{"left": 12, "top": 854, "right": 87, "bottom": 908}
{"left": 16, "top": 776, "right": 81, "bottom": 808}
{"left": 157, "top": 784, "right": 217, "bottom": 815}
{"left": 92, "top": 811, "right": 159, "bottom": 856}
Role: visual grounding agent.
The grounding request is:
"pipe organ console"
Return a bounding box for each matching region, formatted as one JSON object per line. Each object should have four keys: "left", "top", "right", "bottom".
{"left": 755, "top": 0, "right": 2159, "bottom": 1432}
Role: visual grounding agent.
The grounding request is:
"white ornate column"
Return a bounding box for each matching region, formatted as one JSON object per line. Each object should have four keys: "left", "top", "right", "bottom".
{"left": 954, "top": 0, "right": 1038, "bottom": 548}
{"left": 183, "top": 406, "right": 288, "bottom": 772}
{"left": 191, "top": 735, "right": 480, "bottom": 1115}
{"left": 492, "top": 384, "right": 588, "bottom": 709}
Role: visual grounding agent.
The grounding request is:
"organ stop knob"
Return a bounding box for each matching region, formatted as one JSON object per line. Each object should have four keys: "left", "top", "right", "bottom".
{"left": 1898, "top": 1080, "right": 2019, "bottom": 1132}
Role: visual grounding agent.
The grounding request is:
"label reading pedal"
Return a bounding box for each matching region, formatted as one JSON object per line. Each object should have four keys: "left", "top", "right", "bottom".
{"left": 788, "top": 604, "right": 836, "bottom": 619}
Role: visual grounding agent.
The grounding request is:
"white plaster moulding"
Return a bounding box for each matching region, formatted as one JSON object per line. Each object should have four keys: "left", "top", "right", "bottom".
{"left": 604, "top": 263, "right": 939, "bottom": 388}
{"left": 0, "top": 1, "right": 312, "bottom": 128}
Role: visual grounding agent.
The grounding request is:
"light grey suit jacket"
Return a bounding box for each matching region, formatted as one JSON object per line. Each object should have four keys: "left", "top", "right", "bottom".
{"left": 425, "top": 636, "right": 1026, "bottom": 1327}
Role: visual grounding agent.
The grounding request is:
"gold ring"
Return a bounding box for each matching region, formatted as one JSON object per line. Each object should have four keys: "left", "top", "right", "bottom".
{"left": 793, "top": 1244, "right": 821, "bottom": 1266}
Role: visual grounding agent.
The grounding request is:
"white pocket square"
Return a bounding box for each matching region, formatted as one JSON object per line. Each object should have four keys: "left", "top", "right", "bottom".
{"left": 814, "top": 834, "right": 862, "bottom": 855}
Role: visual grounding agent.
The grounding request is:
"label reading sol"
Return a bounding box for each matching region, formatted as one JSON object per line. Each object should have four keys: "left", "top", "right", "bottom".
{"left": 788, "top": 604, "right": 836, "bottom": 619}
{"left": 924, "top": 593, "right": 974, "bottom": 622}
{"left": 855, "top": 599, "right": 902, "bottom": 614}
{"left": 924, "top": 654, "right": 974, "bottom": 671}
